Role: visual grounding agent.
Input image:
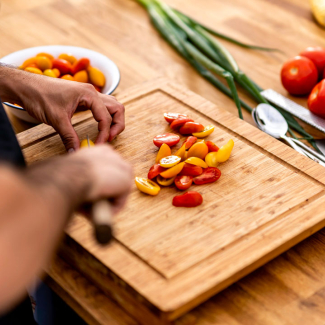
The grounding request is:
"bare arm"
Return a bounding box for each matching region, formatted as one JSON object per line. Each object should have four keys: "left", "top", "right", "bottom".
{"left": 0, "top": 145, "right": 132, "bottom": 314}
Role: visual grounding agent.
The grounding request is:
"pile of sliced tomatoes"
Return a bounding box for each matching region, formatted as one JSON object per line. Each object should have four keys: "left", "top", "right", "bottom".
{"left": 135, "top": 113, "right": 234, "bottom": 208}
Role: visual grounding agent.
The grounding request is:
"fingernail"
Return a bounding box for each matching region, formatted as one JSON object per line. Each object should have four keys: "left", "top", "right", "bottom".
{"left": 68, "top": 148, "right": 75, "bottom": 154}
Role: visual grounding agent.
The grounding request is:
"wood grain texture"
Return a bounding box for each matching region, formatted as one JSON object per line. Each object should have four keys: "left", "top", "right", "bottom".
{"left": 19, "top": 78, "right": 325, "bottom": 324}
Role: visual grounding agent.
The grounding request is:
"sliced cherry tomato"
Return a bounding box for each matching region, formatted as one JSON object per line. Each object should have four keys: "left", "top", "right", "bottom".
{"left": 164, "top": 112, "right": 189, "bottom": 124}
{"left": 178, "top": 163, "right": 203, "bottom": 176}
{"left": 281, "top": 56, "right": 318, "bottom": 95}
{"left": 172, "top": 191, "right": 203, "bottom": 207}
{"left": 170, "top": 118, "right": 194, "bottom": 130}
{"left": 192, "top": 125, "right": 215, "bottom": 138}
{"left": 183, "top": 136, "right": 197, "bottom": 150}
{"left": 148, "top": 164, "right": 167, "bottom": 179}
{"left": 80, "top": 139, "right": 95, "bottom": 148}
{"left": 52, "top": 58, "right": 72, "bottom": 75}
{"left": 308, "top": 79, "right": 325, "bottom": 117}
{"left": 193, "top": 167, "right": 221, "bottom": 185}
{"left": 174, "top": 175, "right": 193, "bottom": 190}
{"left": 153, "top": 133, "right": 180, "bottom": 147}
{"left": 72, "top": 58, "right": 90, "bottom": 74}
{"left": 175, "top": 144, "right": 186, "bottom": 161}
{"left": 160, "top": 155, "right": 181, "bottom": 168}
{"left": 135, "top": 177, "right": 160, "bottom": 196}
{"left": 206, "top": 141, "right": 219, "bottom": 152}
{"left": 179, "top": 122, "right": 204, "bottom": 135}
{"left": 185, "top": 157, "right": 208, "bottom": 168}
{"left": 300, "top": 47, "right": 325, "bottom": 77}
{"left": 157, "top": 175, "right": 176, "bottom": 186}
{"left": 187, "top": 142, "right": 209, "bottom": 160}
{"left": 156, "top": 143, "right": 171, "bottom": 163}
{"left": 160, "top": 162, "right": 185, "bottom": 178}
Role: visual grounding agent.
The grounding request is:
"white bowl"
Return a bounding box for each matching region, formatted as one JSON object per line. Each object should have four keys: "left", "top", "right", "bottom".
{"left": 1, "top": 45, "right": 120, "bottom": 124}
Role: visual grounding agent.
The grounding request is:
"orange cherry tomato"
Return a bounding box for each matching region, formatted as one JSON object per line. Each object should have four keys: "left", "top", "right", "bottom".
{"left": 193, "top": 167, "right": 221, "bottom": 185}
{"left": 43, "top": 69, "right": 57, "bottom": 78}
{"left": 26, "top": 63, "right": 38, "bottom": 68}
{"left": 37, "top": 52, "right": 54, "bottom": 60}
{"left": 187, "top": 142, "right": 209, "bottom": 160}
{"left": 24, "top": 67, "right": 43, "bottom": 75}
{"left": 20, "top": 57, "right": 37, "bottom": 69}
{"left": 164, "top": 112, "right": 189, "bottom": 124}
{"left": 183, "top": 136, "right": 197, "bottom": 150}
{"left": 52, "top": 58, "right": 72, "bottom": 75}
{"left": 175, "top": 144, "right": 186, "bottom": 161}
{"left": 172, "top": 191, "right": 203, "bottom": 207}
{"left": 36, "top": 56, "right": 53, "bottom": 71}
{"left": 178, "top": 163, "right": 203, "bottom": 176}
{"left": 61, "top": 74, "right": 75, "bottom": 81}
{"left": 153, "top": 133, "right": 180, "bottom": 148}
{"left": 72, "top": 58, "right": 90, "bottom": 74}
{"left": 148, "top": 164, "right": 167, "bottom": 179}
{"left": 88, "top": 66, "right": 106, "bottom": 87}
{"left": 156, "top": 143, "right": 171, "bottom": 163}
{"left": 170, "top": 118, "right": 194, "bottom": 131}
{"left": 160, "top": 162, "right": 185, "bottom": 178}
{"left": 58, "top": 53, "right": 77, "bottom": 65}
{"left": 179, "top": 122, "right": 204, "bottom": 135}
{"left": 205, "top": 141, "right": 219, "bottom": 152}
{"left": 74, "top": 70, "right": 88, "bottom": 83}
{"left": 174, "top": 175, "right": 193, "bottom": 190}
{"left": 52, "top": 68, "right": 61, "bottom": 77}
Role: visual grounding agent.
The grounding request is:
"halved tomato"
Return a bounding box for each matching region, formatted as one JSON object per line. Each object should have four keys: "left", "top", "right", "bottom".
{"left": 193, "top": 167, "right": 221, "bottom": 185}
{"left": 153, "top": 133, "right": 180, "bottom": 147}
{"left": 172, "top": 191, "right": 203, "bottom": 207}
{"left": 174, "top": 175, "right": 193, "bottom": 190}
{"left": 170, "top": 118, "right": 194, "bottom": 130}
{"left": 148, "top": 164, "right": 166, "bottom": 179}
{"left": 179, "top": 122, "right": 204, "bottom": 135}
{"left": 183, "top": 136, "right": 197, "bottom": 150}
{"left": 164, "top": 112, "right": 189, "bottom": 124}
{"left": 178, "top": 163, "right": 203, "bottom": 176}
{"left": 206, "top": 141, "right": 219, "bottom": 152}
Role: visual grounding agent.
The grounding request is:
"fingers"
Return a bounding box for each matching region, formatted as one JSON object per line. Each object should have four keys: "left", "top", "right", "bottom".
{"left": 55, "top": 118, "right": 80, "bottom": 152}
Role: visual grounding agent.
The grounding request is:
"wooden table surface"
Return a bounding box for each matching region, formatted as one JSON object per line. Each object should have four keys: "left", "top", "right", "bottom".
{"left": 2, "top": 0, "right": 325, "bottom": 324}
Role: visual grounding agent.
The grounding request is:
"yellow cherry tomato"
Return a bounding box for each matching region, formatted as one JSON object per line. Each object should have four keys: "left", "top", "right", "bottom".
{"left": 175, "top": 144, "right": 186, "bottom": 161}
{"left": 43, "top": 69, "right": 57, "bottom": 78}
{"left": 58, "top": 53, "right": 77, "bottom": 64}
{"left": 160, "top": 155, "right": 181, "bottom": 168}
{"left": 187, "top": 142, "right": 209, "bottom": 160}
{"left": 36, "top": 56, "right": 53, "bottom": 71}
{"left": 61, "top": 74, "right": 75, "bottom": 81}
{"left": 192, "top": 125, "right": 215, "bottom": 138}
{"left": 88, "top": 66, "right": 106, "bottom": 87}
{"left": 80, "top": 139, "right": 95, "bottom": 148}
{"left": 205, "top": 152, "right": 218, "bottom": 167}
{"left": 156, "top": 143, "right": 171, "bottom": 163}
{"left": 74, "top": 70, "right": 88, "bottom": 83}
{"left": 25, "top": 67, "right": 43, "bottom": 75}
{"left": 37, "top": 52, "right": 54, "bottom": 60}
{"left": 157, "top": 175, "right": 176, "bottom": 186}
{"left": 160, "top": 162, "right": 185, "bottom": 178}
{"left": 20, "top": 57, "right": 37, "bottom": 69}
{"left": 135, "top": 177, "right": 160, "bottom": 196}
{"left": 213, "top": 139, "right": 234, "bottom": 163}
{"left": 185, "top": 157, "right": 208, "bottom": 168}
{"left": 52, "top": 68, "right": 61, "bottom": 77}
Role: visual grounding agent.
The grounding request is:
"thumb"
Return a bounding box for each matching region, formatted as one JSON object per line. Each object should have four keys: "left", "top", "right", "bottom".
{"left": 55, "top": 119, "right": 80, "bottom": 152}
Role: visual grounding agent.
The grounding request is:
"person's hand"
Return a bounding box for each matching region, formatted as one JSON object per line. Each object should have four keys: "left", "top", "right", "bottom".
{"left": 19, "top": 73, "right": 125, "bottom": 152}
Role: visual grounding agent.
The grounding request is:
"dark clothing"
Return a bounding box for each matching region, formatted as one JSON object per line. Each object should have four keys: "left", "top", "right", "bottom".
{"left": 0, "top": 100, "right": 36, "bottom": 324}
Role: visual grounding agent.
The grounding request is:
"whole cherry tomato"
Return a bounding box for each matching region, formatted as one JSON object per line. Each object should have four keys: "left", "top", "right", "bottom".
{"left": 308, "top": 79, "right": 325, "bottom": 118}
{"left": 74, "top": 70, "right": 89, "bottom": 83}
{"left": 281, "top": 56, "right": 318, "bottom": 95}
{"left": 183, "top": 136, "right": 197, "bottom": 150}
{"left": 148, "top": 164, "right": 167, "bottom": 179}
{"left": 179, "top": 122, "right": 205, "bottom": 135}
{"left": 61, "top": 74, "right": 74, "bottom": 81}
{"left": 206, "top": 141, "right": 219, "bottom": 152}
{"left": 153, "top": 133, "right": 180, "bottom": 147}
{"left": 72, "top": 58, "right": 90, "bottom": 74}
{"left": 174, "top": 175, "right": 193, "bottom": 190}
{"left": 170, "top": 118, "right": 194, "bottom": 130}
{"left": 36, "top": 56, "right": 53, "bottom": 71}
{"left": 164, "top": 112, "right": 189, "bottom": 124}
{"left": 88, "top": 66, "right": 106, "bottom": 87}
{"left": 300, "top": 47, "right": 325, "bottom": 77}
{"left": 193, "top": 167, "right": 221, "bottom": 185}
{"left": 178, "top": 163, "right": 203, "bottom": 176}
{"left": 52, "top": 58, "right": 72, "bottom": 75}
{"left": 172, "top": 191, "right": 203, "bottom": 207}
{"left": 58, "top": 53, "right": 77, "bottom": 65}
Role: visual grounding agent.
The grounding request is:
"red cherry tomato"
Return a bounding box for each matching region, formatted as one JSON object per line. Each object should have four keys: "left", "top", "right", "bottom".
{"left": 164, "top": 112, "right": 189, "bottom": 124}
{"left": 281, "top": 56, "right": 318, "bottom": 95}
{"left": 178, "top": 163, "right": 203, "bottom": 176}
{"left": 183, "top": 136, "right": 197, "bottom": 150}
{"left": 179, "top": 122, "right": 205, "bottom": 135}
{"left": 308, "top": 79, "right": 325, "bottom": 118}
{"left": 170, "top": 118, "right": 194, "bottom": 130}
{"left": 193, "top": 167, "right": 221, "bottom": 185}
{"left": 300, "top": 47, "right": 325, "bottom": 77}
{"left": 72, "top": 58, "right": 90, "bottom": 74}
{"left": 174, "top": 175, "right": 193, "bottom": 190}
{"left": 52, "top": 58, "right": 72, "bottom": 75}
{"left": 153, "top": 133, "right": 180, "bottom": 147}
{"left": 172, "top": 191, "right": 203, "bottom": 207}
{"left": 148, "top": 164, "right": 167, "bottom": 179}
{"left": 206, "top": 141, "right": 219, "bottom": 152}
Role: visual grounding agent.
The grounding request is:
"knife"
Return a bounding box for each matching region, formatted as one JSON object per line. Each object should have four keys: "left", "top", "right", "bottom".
{"left": 87, "top": 135, "right": 113, "bottom": 245}
{"left": 261, "top": 89, "right": 325, "bottom": 156}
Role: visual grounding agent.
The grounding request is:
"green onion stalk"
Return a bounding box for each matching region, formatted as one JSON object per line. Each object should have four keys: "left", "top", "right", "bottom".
{"left": 136, "top": 0, "right": 319, "bottom": 151}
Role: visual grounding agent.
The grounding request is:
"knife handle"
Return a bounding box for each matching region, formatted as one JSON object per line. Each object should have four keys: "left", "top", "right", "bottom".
{"left": 91, "top": 200, "right": 113, "bottom": 245}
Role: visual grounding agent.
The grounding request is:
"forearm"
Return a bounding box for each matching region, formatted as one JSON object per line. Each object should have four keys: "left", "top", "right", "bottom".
{"left": 0, "top": 158, "right": 90, "bottom": 313}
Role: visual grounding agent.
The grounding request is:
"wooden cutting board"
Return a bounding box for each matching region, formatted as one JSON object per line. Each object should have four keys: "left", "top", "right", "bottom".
{"left": 19, "top": 78, "right": 325, "bottom": 325}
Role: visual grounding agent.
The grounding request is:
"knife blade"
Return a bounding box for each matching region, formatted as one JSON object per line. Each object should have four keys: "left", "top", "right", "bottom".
{"left": 87, "top": 135, "right": 113, "bottom": 245}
